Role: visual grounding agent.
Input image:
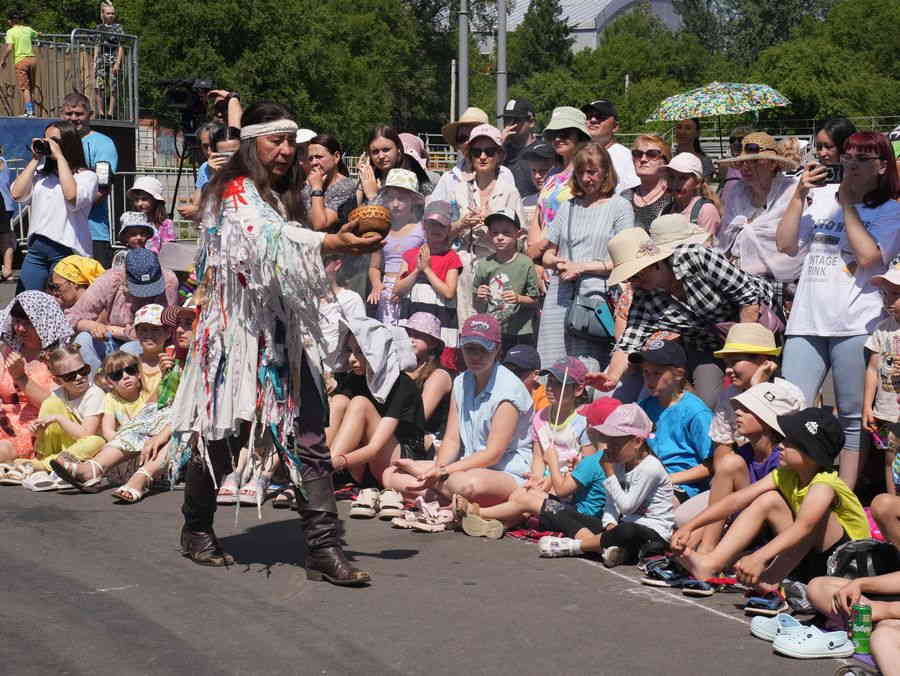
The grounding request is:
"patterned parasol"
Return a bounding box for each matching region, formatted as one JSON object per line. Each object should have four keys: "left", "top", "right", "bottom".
{"left": 646, "top": 82, "right": 791, "bottom": 121}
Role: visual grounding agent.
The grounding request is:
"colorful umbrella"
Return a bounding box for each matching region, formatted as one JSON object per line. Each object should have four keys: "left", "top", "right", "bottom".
{"left": 646, "top": 82, "right": 790, "bottom": 122}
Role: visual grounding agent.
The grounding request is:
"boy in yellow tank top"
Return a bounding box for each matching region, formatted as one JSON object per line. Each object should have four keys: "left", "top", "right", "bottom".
{"left": 2, "top": 10, "right": 39, "bottom": 117}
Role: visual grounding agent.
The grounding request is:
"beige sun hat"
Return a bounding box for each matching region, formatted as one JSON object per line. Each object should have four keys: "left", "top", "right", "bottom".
{"left": 607, "top": 228, "right": 675, "bottom": 287}
{"left": 649, "top": 214, "right": 711, "bottom": 251}
{"left": 713, "top": 322, "right": 781, "bottom": 358}
{"left": 542, "top": 106, "right": 591, "bottom": 141}
{"left": 441, "top": 107, "right": 490, "bottom": 147}
{"left": 718, "top": 132, "right": 798, "bottom": 171}
{"left": 731, "top": 380, "right": 805, "bottom": 435}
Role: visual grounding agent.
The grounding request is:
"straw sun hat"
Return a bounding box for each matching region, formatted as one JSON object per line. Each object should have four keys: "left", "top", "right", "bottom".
{"left": 607, "top": 228, "right": 674, "bottom": 287}
{"left": 718, "top": 132, "right": 798, "bottom": 171}
{"left": 441, "top": 107, "right": 490, "bottom": 147}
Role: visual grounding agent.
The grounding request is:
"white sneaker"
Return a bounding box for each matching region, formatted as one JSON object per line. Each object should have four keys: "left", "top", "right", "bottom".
{"left": 350, "top": 488, "right": 380, "bottom": 518}
{"left": 377, "top": 489, "right": 404, "bottom": 520}
{"left": 601, "top": 545, "right": 626, "bottom": 568}
{"left": 538, "top": 536, "right": 582, "bottom": 557}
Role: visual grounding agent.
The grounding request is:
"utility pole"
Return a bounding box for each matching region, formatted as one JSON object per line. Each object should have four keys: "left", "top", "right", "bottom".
{"left": 495, "top": 0, "right": 507, "bottom": 125}
{"left": 450, "top": 59, "right": 457, "bottom": 122}
{"left": 458, "top": 0, "right": 469, "bottom": 116}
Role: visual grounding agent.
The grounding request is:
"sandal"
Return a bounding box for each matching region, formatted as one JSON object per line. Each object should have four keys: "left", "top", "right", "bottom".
{"left": 640, "top": 557, "right": 693, "bottom": 588}
{"left": 272, "top": 487, "right": 296, "bottom": 510}
{"left": 376, "top": 489, "right": 405, "bottom": 520}
{"left": 745, "top": 591, "right": 790, "bottom": 617}
{"left": 216, "top": 472, "right": 240, "bottom": 505}
{"left": 112, "top": 468, "right": 154, "bottom": 504}
{"left": 391, "top": 497, "right": 453, "bottom": 532}
{"left": 49, "top": 458, "right": 106, "bottom": 493}
{"left": 238, "top": 475, "right": 269, "bottom": 506}
{"left": 23, "top": 471, "right": 71, "bottom": 492}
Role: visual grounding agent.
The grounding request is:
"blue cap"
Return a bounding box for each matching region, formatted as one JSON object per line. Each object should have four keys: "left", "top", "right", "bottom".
{"left": 125, "top": 248, "right": 165, "bottom": 298}
{"left": 503, "top": 344, "right": 541, "bottom": 372}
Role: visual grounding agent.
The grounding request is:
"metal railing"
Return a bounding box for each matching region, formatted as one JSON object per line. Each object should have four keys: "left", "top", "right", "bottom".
{"left": 0, "top": 29, "right": 139, "bottom": 123}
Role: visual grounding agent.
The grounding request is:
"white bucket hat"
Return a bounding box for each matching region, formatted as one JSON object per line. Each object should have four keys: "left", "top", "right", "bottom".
{"left": 607, "top": 228, "right": 674, "bottom": 287}
{"left": 543, "top": 106, "right": 591, "bottom": 141}
{"left": 732, "top": 380, "right": 806, "bottom": 435}
{"left": 127, "top": 176, "right": 164, "bottom": 202}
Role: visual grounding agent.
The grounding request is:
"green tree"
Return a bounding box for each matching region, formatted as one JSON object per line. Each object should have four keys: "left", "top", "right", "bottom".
{"left": 507, "top": 0, "right": 573, "bottom": 85}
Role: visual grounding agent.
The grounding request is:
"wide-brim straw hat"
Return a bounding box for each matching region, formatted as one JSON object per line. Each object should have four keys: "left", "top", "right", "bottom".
{"left": 607, "top": 228, "right": 674, "bottom": 287}
{"left": 542, "top": 106, "right": 591, "bottom": 142}
{"left": 649, "top": 214, "right": 710, "bottom": 251}
{"left": 441, "top": 107, "right": 490, "bottom": 147}
{"left": 718, "top": 132, "right": 798, "bottom": 171}
{"left": 713, "top": 322, "right": 781, "bottom": 358}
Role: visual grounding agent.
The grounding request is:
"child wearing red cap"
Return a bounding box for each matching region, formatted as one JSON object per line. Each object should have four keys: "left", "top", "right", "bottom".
{"left": 456, "top": 388, "right": 620, "bottom": 540}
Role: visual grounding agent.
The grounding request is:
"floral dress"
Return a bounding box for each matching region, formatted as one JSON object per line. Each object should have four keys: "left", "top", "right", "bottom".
{"left": 169, "top": 177, "right": 332, "bottom": 476}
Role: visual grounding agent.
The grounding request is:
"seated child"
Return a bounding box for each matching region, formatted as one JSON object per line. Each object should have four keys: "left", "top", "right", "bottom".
{"left": 27, "top": 344, "right": 105, "bottom": 476}
{"left": 632, "top": 339, "right": 713, "bottom": 500}
{"left": 400, "top": 312, "right": 453, "bottom": 442}
{"left": 50, "top": 350, "right": 153, "bottom": 491}
{"left": 457, "top": 392, "right": 618, "bottom": 540}
{"left": 539, "top": 404, "right": 675, "bottom": 567}
{"left": 320, "top": 254, "right": 366, "bottom": 377}
{"left": 864, "top": 267, "right": 900, "bottom": 495}
{"left": 394, "top": 314, "right": 534, "bottom": 517}
{"left": 330, "top": 317, "right": 428, "bottom": 519}
{"left": 682, "top": 380, "right": 805, "bottom": 554}
{"left": 473, "top": 208, "right": 540, "bottom": 353}
{"left": 807, "top": 567, "right": 900, "bottom": 671}
{"left": 502, "top": 344, "right": 549, "bottom": 412}
{"left": 671, "top": 408, "right": 870, "bottom": 588}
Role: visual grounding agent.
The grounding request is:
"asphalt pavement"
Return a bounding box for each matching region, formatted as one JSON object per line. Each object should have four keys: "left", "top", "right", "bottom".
{"left": 1, "top": 486, "right": 852, "bottom": 676}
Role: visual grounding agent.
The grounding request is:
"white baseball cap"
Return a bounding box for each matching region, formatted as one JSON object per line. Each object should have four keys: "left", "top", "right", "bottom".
{"left": 296, "top": 129, "right": 317, "bottom": 144}
{"left": 732, "top": 379, "right": 806, "bottom": 435}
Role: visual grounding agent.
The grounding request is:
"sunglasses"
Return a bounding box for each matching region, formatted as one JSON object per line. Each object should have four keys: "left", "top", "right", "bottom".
{"left": 107, "top": 364, "right": 140, "bottom": 382}
{"left": 547, "top": 129, "right": 576, "bottom": 141}
{"left": 585, "top": 112, "right": 610, "bottom": 122}
{"left": 46, "top": 282, "right": 61, "bottom": 293}
{"left": 57, "top": 364, "right": 90, "bottom": 382}
{"left": 469, "top": 146, "right": 499, "bottom": 158}
{"left": 631, "top": 148, "right": 665, "bottom": 160}
{"left": 741, "top": 143, "right": 771, "bottom": 155}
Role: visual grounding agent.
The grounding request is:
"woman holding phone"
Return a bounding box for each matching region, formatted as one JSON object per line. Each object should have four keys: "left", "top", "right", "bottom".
{"left": 10, "top": 121, "right": 98, "bottom": 293}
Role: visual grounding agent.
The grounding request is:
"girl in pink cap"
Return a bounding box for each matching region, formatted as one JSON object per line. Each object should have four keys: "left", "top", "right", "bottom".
{"left": 539, "top": 403, "right": 675, "bottom": 566}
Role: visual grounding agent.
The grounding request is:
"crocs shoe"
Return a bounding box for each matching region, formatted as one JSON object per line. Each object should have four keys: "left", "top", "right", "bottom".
{"left": 750, "top": 612, "right": 804, "bottom": 642}
{"left": 349, "top": 488, "right": 380, "bottom": 519}
{"left": 772, "top": 625, "right": 854, "bottom": 659}
{"left": 539, "top": 536, "right": 582, "bottom": 558}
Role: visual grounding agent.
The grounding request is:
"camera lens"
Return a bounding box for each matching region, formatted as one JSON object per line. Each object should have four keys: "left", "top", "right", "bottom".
{"left": 32, "top": 140, "right": 50, "bottom": 155}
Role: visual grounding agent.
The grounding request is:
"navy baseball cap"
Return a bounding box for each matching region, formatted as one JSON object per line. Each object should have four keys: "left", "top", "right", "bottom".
{"left": 125, "top": 248, "right": 165, "bottom": 298}
{"left": 628, "top": 338, "right": 687, "bottom": 367}
{"left": 776, "top": 408, "right": 845, "bottom": 469}
{"left": 503, "top": 344, "right": 541, "bottom": 372}
{"left": 522, "top": 141, "right": 555, "bottom": 162}
{"left": 581, "top": 99, "right": 618, "bottom": 120}
{"left": 501, "top": 99, "right": 534, "bottom": 120}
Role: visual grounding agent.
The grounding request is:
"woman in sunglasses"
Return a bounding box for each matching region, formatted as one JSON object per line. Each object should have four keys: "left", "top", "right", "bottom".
{"left": 0, "top": 291, "right": 73, "bottom": 473}
{"left": 776, "top": 131, "right": 900, "bottom": 490}
{"left": 628, "top": 135, "right": 672, "bottom": 230}
{"left": 47, "top": 255, "right": 105, "bottom": 314}
{"left": 444, "top": 123, "right": 524, "bottom": 325}
{"left": 715, "top": 132, "right": 801, "bottom": 281}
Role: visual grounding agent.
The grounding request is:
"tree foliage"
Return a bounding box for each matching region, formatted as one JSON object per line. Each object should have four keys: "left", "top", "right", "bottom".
{"left": 507, "top": 0, "right": 573, "bottom": 85}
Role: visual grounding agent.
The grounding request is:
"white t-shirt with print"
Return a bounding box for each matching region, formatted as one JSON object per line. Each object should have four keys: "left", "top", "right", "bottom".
{"left": 865, "top": 317, "right": 900, "bottom": 423}
{"left": 787, "top": 192, "right": 900, "bottom": 337}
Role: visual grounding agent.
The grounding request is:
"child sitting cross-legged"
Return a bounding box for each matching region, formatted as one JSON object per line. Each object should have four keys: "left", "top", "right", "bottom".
{"left": 538, "top": 403, "right": 675, "bottom": 567}
{"left": 453, "top": 358, "right": 608, "bottom": 539}
{"left": 23, "top": 344, "right": 106, "bottom": 489}
{"left": 670, "top": 408, "right": 870, "bottom": 595}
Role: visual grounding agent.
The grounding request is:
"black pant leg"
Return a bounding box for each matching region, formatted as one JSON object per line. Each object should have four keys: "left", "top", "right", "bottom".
{"left": 181, "top": 438, "right": 235, "bottom": 533}
{"left": 600, "top": 522, "right": 667, "bottom": 563}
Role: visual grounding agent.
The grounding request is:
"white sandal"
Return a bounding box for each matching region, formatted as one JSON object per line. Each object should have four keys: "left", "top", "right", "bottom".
{"left": 112, "top": 468, "right": 154, "bottom": 504}
{"left": 23, "top": 471, "right": 71, "bottom": 492}
{"left": 0, "top": 460, "right": 33, "bottom": 485}
{"left": 49, "top": 458, "right": 106, "bottom": 493}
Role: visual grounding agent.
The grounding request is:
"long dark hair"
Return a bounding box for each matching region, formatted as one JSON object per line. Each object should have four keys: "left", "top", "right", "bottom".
{"left": 309, "top": 133, "right": 349, "bottom": 176}
{"left": 204, "top": 102, "right": 306, "bottom": 222}
{"left": 817, "top": 118, "right": 857, "bottom": 159}
{"left": 43, "top": 121, "right": 88, "bottom": 174}
{"left": 366, "top": 124, "right": 430, "bottom": 187}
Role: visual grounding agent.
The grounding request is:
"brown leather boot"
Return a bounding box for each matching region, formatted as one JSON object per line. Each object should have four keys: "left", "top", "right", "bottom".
{"left": 180, "top": 527, "right": 234, "bottom": 567}
{"left": 305, "top": 544, "right": 371, "bottom": 586}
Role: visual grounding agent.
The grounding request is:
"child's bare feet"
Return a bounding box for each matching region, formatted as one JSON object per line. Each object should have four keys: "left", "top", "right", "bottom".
{"left": 676, "top": 548, "right": 718, "bottom": 581}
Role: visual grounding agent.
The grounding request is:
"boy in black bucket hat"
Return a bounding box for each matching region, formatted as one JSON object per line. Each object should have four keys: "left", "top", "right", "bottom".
{"left": 670, "top": 408, "right": 870, "bottom": 592}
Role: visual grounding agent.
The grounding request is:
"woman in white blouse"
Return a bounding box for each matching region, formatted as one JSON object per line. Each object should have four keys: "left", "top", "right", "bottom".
{"left": 11, "top": 121, "right": 98, "bottom": 293}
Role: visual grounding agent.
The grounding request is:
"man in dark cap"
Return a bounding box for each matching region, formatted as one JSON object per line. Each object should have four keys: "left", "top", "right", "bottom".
{"left": 500, "top": 98, "right": 538, "bottom": 198}
{"left": 581, "top": 98, "right": 640, "bottom": 194}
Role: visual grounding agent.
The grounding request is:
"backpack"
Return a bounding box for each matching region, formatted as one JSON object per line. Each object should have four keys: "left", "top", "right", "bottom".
{"left": 662, "top": 196, "right": 712, "bottom": 225}
{"left": 826, "top": 538, "right": 900, "bottom": 579}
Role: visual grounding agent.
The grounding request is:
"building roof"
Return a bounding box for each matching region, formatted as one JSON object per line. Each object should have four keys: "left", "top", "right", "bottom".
{"left": 508, "top": 0, "right": 617, "bottom": 30}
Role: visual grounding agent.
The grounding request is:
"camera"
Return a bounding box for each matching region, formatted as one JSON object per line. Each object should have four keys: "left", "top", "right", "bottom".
{"left": 32, "top": 139, "right": 51, "bottom": 155}
{"left": 818, "top": 164, "right": 843, "bottom": 185}
{"left": 159, "top": 78, "right": 215, "bottom": 111}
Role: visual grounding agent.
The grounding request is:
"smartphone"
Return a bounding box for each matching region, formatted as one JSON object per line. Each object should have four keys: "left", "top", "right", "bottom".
{"left": 95, "top": 160, "right": 111, "bottom": 188}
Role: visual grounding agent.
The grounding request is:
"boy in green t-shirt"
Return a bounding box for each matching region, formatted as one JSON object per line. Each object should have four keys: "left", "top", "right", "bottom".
{"left": 2, "top": 10, "right": 38, "bottom": 117}
{"left": 473, "top": 208, "right": 540, "bottom": 353}
{"left": 671, "top": 407, "right": 869, "bottom": 590}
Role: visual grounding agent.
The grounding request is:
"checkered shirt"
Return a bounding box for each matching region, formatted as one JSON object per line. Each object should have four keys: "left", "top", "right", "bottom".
{"left": 615, "top": 244, "right": 780, "bottom": 355}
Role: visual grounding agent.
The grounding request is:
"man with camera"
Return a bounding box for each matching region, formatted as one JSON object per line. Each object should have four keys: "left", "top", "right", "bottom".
{"left": 62, "top": 92, "right": 117, "bottom": 267}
